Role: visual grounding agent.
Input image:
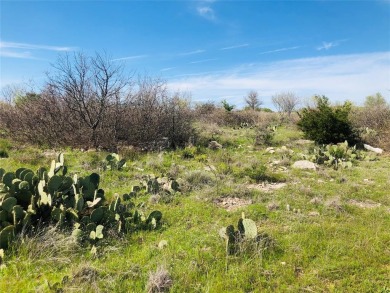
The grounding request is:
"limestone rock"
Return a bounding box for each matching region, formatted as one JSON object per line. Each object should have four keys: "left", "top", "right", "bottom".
{"left": 208, "top": 141, "right": 222, "bottom": 150}
{"left": 363, "top": 144, "right": 383, "bottom": 154}
{"left": 292, "top": 160, "right": 317, "bottom": 170}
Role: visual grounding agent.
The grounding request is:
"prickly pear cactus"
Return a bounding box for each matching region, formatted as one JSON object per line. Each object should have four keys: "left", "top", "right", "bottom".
{"left": 220, "top": 214, "right": 259, "bottom": 255}
{"left": 0, "top": 153, "right": 163, "bottom": 251}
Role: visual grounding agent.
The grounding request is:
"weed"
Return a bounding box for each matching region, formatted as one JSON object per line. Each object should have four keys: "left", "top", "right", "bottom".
{"left": 0, "top": 149, "right": 8, "bottom": 158}
{"left": 146, "top": 266, "right": 172, "bottom": 293}
{"left": 184, "top": 170, "right": 216, "bottom": 190}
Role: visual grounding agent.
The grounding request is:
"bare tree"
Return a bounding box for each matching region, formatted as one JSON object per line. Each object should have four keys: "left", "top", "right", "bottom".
{"left": 0, "top": 81, "right": 36, "bottom": 104}
{"left": 47, "top": 52, "right": 130, "bottom": 148}
{"left": 245, "top": 90, "right": 262, "bottom": 110}
{"left": 272, "top": 92, "right": 300, "bottom": 117}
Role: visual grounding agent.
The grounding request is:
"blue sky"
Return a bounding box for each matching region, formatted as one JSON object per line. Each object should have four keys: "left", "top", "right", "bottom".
{"left": 1, "top": 0, "right": 389, "bottom": 108}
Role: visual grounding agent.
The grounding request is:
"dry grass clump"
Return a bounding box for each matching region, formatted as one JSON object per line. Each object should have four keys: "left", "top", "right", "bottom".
{"left": 184, "top": 170, "right": 216, "bottom": 190}
{"left": 13, "top": 226, "right": 81, "bottom": 266}
{"left": 146, "top": 266, "right": 172, "bottom": 293}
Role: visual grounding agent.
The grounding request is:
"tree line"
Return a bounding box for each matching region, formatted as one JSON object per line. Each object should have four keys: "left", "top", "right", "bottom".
{"left": 0, "top": 53, "right": 193, "bottom": 150}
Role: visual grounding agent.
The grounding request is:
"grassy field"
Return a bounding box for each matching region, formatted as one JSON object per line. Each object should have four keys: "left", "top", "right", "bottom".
{"left": 0, "top": 124, "right": 389, "bottom": 292}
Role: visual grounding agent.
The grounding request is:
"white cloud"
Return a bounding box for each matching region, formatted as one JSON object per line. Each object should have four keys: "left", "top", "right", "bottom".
{"left": 259, "top": 46, "right": 300, "bottom": 55}
{"left": 317, "top": 41, "right": 337, "bottom": 51}
{"left": 0, "top": 50, "right": 35, "bottom": 59}
{"left": 197, "top": 6, "right": 216, "bottom": 21}
{"left": 111, "top": 55, "right": 148, "bottom": 61}
{"left": 167, "top": 52, "right": 390, "bottom": 108}
{"left": 190, "top": 58, "right": 217, "bottom": 64}
{"left": 220, "top": 44, "right": 249, "bottom": 50}
{"left": 317, "top": 39, "right": 348, "bottom": 51}
{"left": 160, "top": 67, "right": 176, "bottom": 72}
{"left": 0, "top": 41, "right": 76, "bottom": 52}
{"left": 179, "top": 49, "right": 205, "bottom": 56}
{"left": 0, "top": 40, "right": 77, "bottom": 60}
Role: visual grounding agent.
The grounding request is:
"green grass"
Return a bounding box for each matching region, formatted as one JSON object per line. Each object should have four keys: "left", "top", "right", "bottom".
{"left": 0, "top": 124, "right": 389, "bottom": 292}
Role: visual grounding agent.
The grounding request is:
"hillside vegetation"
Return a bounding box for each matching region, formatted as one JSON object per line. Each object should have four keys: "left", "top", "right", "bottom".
{"left": 1, "top": 113, "right": 389, "bottom": 292}
{"left": 1, "top": 60, "right": 389, "bottom": 291}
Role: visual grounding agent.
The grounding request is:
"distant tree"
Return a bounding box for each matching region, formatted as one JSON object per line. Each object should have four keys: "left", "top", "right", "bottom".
{"left": 245, "top": 90, "right": 262, "bottom": 110}
{"left": 260, "top": 108, "right": 273, "bottom": 113}
{"left": 221, "top": 99, "right": 235, "bottom": 112}
{"left": 364, "top": 92, "right": 388, "bottom": 108}
{"left": 194, "top": 101, "right": 216, "bottom": 115}
{"left": 0, "top": 81, "right": 36, "bottom": 104}
{"left": 272, "top": 92, "right": 300, "bottom": 117}
{"left": 352, "top": 92, "right": 390, "bottom": 132}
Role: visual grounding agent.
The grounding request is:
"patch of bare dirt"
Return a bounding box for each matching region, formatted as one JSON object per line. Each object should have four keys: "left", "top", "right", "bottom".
{"left": 246, "top": 182, "right": 287, "bottom": 192}
{"left": 348, "top": 199, "right": 381, "bottom": 209}
{"left": 213, "top": 197, "right": 252, "bottom": 211}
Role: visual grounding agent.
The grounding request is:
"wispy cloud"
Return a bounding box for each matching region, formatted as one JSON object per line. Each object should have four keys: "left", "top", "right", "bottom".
{"left": 190, "top": 58, "right": 217, "bottom": 64}
{"left": 259, "top": 46, "right": 300, "bottom": 55}
{"left": 160, "top": 67, "right": 176, "bottom": 72}
{"left": 0, "top": 40, "right": 76, "bottom": 60}
{"left": 111, "top": 55, "right": 148, "bottom": 61}
{"left": 0, "top": 41, "right": 76, "bottom": 52}
{"left": 220, "top": 44, "right": 249, "bottom": 50}
{"left": 168, "top": 52, "right": 390, "bottom": 107}
{"left": 197, "top": 6, "right": 216, "bottom": 21}
{"left": 317, "top": 41, "right": 338, "bottom": 51}
{"left": 317, "top": 39, "right": 347, "bottom": 51}
{"left": 172, "top": 69, "right": 228, "bottom": 78}
{"left": 179, "top": 49, "right": 205, "bottom": 56}
{"left": 0, "top": 50, "right": 35, "bottom": 59}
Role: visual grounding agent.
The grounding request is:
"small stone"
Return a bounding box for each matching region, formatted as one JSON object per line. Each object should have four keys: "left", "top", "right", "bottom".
{"left": 267, "top": 202, "right": 280, "bottom": 211}
{"left": 158, "top": 240, "right": 168, "bottom": 250}
{"left": 308, "top": 211, "right": 320, "bottom": 216}
{"left": 310, "top": 197, "right": 322, "bottom": 205}
{"left": 208, "top": 141, "right": 222, "bottom": 150}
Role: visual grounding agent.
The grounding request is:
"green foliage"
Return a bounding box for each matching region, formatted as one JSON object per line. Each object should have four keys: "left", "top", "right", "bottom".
{"left": 181, "top": 146, "right": 196, "bottom": 159}
{"left": 0, "top": 150, "right": 8, "bottom": 158}
{"left": 243, "top": 163, "right": 268, "bottom": 182}
{"left": 220, "top": 213, "right": 272, "bottom": 256}
{"left": 302, "top": 141, "right": 372, "bottom": 170}
{"left": 140, "top": 175, "right": 181, "bottom": 195}
{"left": 0, "top": 153, "right": 163, "bottom": 250}
{"left": 297, "top": 96, "right": 359, "bottom": 145}
{"left": 260, "top": 107, "right": 273, "bottom": 113}
{"left": 364, "top": 92, "right": 387, "bottom": 108}
{"left": 254, "top": 125, "right": 276, "bottom": 146}
{"left": 103, "top": 153, "right": 127, "bottom": 171}
{"left": 221, "top": 100, "right": 235, "bottom": 112}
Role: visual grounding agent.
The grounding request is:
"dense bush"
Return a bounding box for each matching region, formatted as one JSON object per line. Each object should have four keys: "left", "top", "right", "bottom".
{"left": 350, "top": 93, "right": 390, "bottom": 150}
{"left": 297, "top": 96, "right": 359, "bottom": 145}
{"left": 193, "top": 101, "right": 279, "bottom": 128}
{"left": 0, "top": 54, "right": 193, "bottom": 150}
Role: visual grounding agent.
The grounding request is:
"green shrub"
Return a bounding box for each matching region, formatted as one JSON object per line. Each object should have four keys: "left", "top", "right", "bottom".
{"left": 221, "top": 100, "right": 235, "bottom": 112}
{"left": 184, "top": 170, "right": 215, "bottom": 190}
{"left": 254, "top": 125, "right": 276, "bottom": 146}
{"left": 243, "top": 163, "right": 268, "bottom": 182}
{"left": 0, "top": 150, "right": 8, "bottom": 158}
{"left": 297, "top": 96, "right": 359, "bottom": 145}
